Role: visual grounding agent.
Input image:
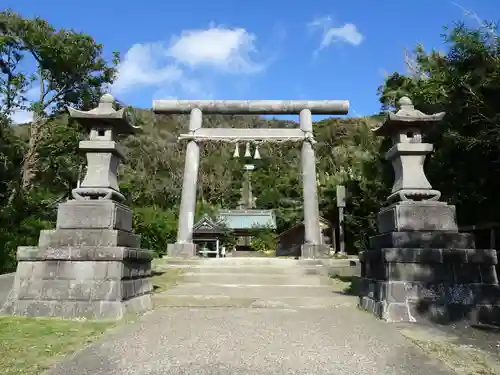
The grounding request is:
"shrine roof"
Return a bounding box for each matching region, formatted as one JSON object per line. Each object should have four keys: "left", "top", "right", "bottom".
{"left": 193, "top": 214, "right": 226, "bottom": 234}
{"left": 217, "top": 209, "right": 277, "bottom": 230}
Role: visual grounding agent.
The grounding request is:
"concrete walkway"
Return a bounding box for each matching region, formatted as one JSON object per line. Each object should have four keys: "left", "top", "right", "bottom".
{"left": 46, "top": 258, "right": 456, "bottom": 375}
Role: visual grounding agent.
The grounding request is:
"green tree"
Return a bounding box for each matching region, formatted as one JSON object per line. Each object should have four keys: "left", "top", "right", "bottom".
{"left": 249, "top": 224, "right": 278, "bottom": 253}
{"left": 133, "top": 206, "right": 178, "bottom": 257}
{"left": 378, "top": 22, "right": 500, "bottom": 226}
{"left": 0, "top": 9, "right": 119, "bottom": 190}
{"left": 0, "top": 11, "right": 119, "bottom": 271}
{"left": 315, "top": 117, "right": 390, "bottom": 253}
{"left": 0, "top": 33, "right": 30, "bottom": 116}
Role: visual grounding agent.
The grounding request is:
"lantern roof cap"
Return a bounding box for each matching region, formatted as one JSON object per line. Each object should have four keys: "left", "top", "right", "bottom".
{"left": 68, "top": 93, "right": 141, "bottom": 134}
{"left": 373, "top": 96, "right": 445, "bottom": 136}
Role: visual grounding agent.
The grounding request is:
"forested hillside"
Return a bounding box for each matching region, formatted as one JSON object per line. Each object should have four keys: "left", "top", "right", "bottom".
{"left": 1, "top": 9, "right": 500, "bottom": 272}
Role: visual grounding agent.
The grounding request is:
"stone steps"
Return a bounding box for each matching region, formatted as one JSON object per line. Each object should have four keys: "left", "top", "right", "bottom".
{"left": 153, "top": 294, "right": 355, "bottom": 309}
{"left": 229, "top": 251, "right": 269, "bottom": 257}
{"left": 157, "top": 264, "right": 327, "bottom": 276}
{"left": 181, "top": 272, "right": 329, "bottom": 286}
{"left": 156, "top": 257, "right": 348, "bottom": 307}
{"left": 162, "top": 257, "right": 325, "bottom": 266}
{"left": 164, "top": 283, "right": 336, "bottom": 298}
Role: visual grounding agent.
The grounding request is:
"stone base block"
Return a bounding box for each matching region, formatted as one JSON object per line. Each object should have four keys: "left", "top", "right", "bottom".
{"left": 167, "top": 243, "right": 197, "bottom": 258}
{"left": 301, "top": 244, "right": 330, "bottom": 259}
{"left": 5, "top": 294, "right": 152, "bottom": 320}
{"left": 38, "top": 229, "right": 141, "bottom": 248}
{"left": 13, "top": 256, "right": 153, "bottom": 285}
{"left": 2, "top": 244, "right": 154, "bottom": 320}
{"left": 358, "top": 282, "right": 500, "bottom": 325}
{"left": 377, "top": 202, "right": 458, "bottom": 233}
{"left": 359, "top": 248, "right": 498, "bottom": 283}
{"left": 359, "top": 245, "right": 500, "bottom": 325}
{"left": 17, "top": 246, "right": 153, "bottom": 263}
{"left": 10, "top": 269, "right": 153, "bottom": 298}
{"left": 56, "top": 200, "right": 132, "bottom": 232}
{"left": 370, "top": 231, "right": 475, "bottom": 249}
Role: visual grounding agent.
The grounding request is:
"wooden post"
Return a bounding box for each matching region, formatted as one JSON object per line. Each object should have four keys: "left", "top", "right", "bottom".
{"left": 338, "top": 207, "right": 345, "bottom": 254}
{"left": 337, "top": 185, "right": 346, "bottom": 255}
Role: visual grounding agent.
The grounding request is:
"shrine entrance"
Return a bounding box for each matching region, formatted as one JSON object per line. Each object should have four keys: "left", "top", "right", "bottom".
{"left": 192, "top": 214, "right": 225, "bottom": 257}
{"left": 152, "top": 100, "right": 349, "bottom": 258}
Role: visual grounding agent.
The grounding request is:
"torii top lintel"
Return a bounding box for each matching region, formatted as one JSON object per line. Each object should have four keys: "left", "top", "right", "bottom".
{"left": 152, "top": 100, "right": 350, "bottom": 115}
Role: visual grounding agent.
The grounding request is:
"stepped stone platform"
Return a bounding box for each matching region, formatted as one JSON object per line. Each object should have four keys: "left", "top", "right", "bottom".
{"left": 359, "top": 202, "right": 500, "bottom": 325}
{"left": 2, "top": 201, "right": 154, "bottom": 320}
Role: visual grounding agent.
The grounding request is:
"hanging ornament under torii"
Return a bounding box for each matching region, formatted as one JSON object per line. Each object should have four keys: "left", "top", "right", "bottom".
{"left": 233, "top": 141, "right": 262, "bottom": 159}
{"left": 244, "top": 142, "right": 251, "bottom": 157}
{"left": 253, "top": 144, "right": 261, "bottom": 159}
{"left": 232, "top": 142, "right": 240, "bottom": 158}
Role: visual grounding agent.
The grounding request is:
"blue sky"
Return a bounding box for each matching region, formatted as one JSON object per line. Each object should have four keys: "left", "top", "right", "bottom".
{"left": 5, "top": 0, "right": 500, "bottom": 123}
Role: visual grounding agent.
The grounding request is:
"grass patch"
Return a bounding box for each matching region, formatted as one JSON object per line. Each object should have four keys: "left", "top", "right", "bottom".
{"left": 151, "top": 268, "right": 184, "bottom": 294}
{"left": 330, "top": 276, "right": 360, "bottom": 296}
{"left": 259, "top": 250, "right": 277, "bottom": 257}
{"left": 332, "top": 252, "right": 350, "bottom": 259}
{"left": 0, "top": 317, "right": 112, "bottom": 375}
{"left": 0, "top": 263, "right": 184, "bottom": 375}
{"left": 151, "top": 257, "right": 168, "bottom": 268}
{"left": 407, "top": 337, "right": 499, "bottom": 375}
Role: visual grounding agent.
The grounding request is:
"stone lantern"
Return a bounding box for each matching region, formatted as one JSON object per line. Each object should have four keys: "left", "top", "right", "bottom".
{"left": 3, "top": 94, "right": 154, "bottom": 320}
{"left": 373, "top": 96, "right": 444, "bottom": 203}
{"left": 68, "top": 93, "right": 140, "bottom": 202}
{"left": 373, "top": 97, "right": 456, "bottom": 234}
{"left": 358, "top": 96, "right": 500, "bottom": 325}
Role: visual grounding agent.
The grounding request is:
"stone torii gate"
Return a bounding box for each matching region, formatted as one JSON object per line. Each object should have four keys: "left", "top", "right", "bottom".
{"left": 153, "top": 100, "right": 349, "bottom": 258}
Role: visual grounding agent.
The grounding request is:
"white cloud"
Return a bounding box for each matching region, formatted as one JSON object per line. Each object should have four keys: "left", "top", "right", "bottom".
{"left": 10, "top": 109, "right": 33, "bottom": 124}
{"left": 324, "top": 24, "right": 363, "bottom": 46}
{"left": 308, "top": 16, "right": 364, "bottom": 54}
{"left": 112, "top": 43, "right": 184, "bottom": 94}
{"left": 112, "top": 25, "right": 266, "bottom": 96}
{"left": 25, "top": 86, "right": 39, "bottom": 101}
{"left": 5, "top": 85, "right": 38, "bottom": 124}
{"left": 167, "top": 27, "right": 263, "bottom": 73}
{"left": 152, "top": 77, "right": 214, "bottom": 101}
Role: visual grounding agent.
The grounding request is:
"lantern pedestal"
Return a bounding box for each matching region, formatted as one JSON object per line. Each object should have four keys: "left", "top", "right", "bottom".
{"left": 377, "top": 201, "right": 458, "bottom": 233}
{"left": 359, "top": 206, "right": 500, "bottom": 324}
{"left": 55, "top": 200, "right": 133, "bottom": 231}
